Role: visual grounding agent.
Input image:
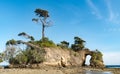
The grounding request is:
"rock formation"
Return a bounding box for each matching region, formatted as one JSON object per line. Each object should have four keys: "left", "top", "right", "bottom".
{"left": 15, "top": 40, "right": 104, "bottom": 68}
{"left": 43, "top": 47, "right": 105, "bottom": 68}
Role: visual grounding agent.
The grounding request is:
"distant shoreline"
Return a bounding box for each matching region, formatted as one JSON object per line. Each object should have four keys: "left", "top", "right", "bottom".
{"left": 105, "top": 65, "right": 120, "bottom": 68}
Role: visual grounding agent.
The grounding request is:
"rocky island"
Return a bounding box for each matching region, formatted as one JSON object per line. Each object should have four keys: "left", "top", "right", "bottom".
{"left": 0, "top": 8, "right": 119, "bottom": 74}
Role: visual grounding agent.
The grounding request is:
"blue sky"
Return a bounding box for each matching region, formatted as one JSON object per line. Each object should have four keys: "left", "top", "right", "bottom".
{"left": 0, "top": 0, "right": 120, "bottom": 65}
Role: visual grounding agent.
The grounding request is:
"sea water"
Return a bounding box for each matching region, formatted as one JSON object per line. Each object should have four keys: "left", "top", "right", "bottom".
{"left": 84, "top": 70, "right": 113, "bottom": 74}
{"left": 106, "top": 65, "right": 120, "bottom": 68}
{"left": 83, "top": 65, "right": 120, "bottom": 74}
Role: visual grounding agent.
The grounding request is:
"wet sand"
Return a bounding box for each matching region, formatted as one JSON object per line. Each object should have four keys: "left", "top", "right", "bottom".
{"left": 0, "top": 67, "right": 119, "bottom": 74}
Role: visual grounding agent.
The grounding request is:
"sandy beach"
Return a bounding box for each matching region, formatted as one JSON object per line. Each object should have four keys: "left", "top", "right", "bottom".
{"left": 0, "top": 69, "right": 64, "bottom": 74}
{"left": 0, "top": 67, "right": 120, "bottom": 74}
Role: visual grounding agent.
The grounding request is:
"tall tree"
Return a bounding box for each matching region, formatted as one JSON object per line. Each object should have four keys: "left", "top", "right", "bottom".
{"left": 32, "top": 8, "right": 51, "bottom": 40}
{"left": 71, "top": 36, "right": 86, "bottom": 51}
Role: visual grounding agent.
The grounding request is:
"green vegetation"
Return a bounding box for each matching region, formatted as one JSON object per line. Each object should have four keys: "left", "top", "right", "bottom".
{"left": 91, "top": 49, "right": 103, "bottom": 61}
{"left": 32, "top": 8, "right": 51, "bottom": 40}
{"left": 0, "top": 53, "right": 3, "bottom": 62}
{"left": 57, "top": 41, "right": 69, "bottom": 49}
{"left": 6, "top": 39, "right": 17, "bottom": 45}
{"left": 90, "top": 49, "right": 103, "bottom": 67}
{"left": 0, "top": 59, "right": 2, "bottom": 63}
{"left": 9, "top": 48, "right": 45, "bottom": 65}
{"left": 57, "top": 36, "right": 86, "bottom": 51}
{"left": 18, "top": 32, "right": 35, "bottom": 41}
{"left": 3, "top": 34, "right": 88, "bottom": 65}
{"left": 3, "top": 34, "right": 88, "bottom": 66}
{"left": 0, "top": 8, "right": 55, "bottom": 65}
{"left": 31, "top": 37, "right": 56, "bottom": 47}
{"left": 71, "top": 36, "right": 86, "bottom": 51}
{"left": 5, "top": 35, "right": 54, "bottom": 65}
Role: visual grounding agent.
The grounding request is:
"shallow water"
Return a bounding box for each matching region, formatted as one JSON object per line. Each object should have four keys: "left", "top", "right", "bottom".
{"left": 106, "top": 65, "right": 120, "bottom": 68}
{"left": 84, "top": 70, "right": 113, "bottom": 74}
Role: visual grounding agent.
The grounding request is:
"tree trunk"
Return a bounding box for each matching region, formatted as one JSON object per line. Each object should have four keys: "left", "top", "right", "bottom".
{"left": 42, "top": 24, "right": 45, "bottom": 40}
{"left": 18, "top": 40, "right": 41, "bottom": 50}
{"left": 40, "top": 18, "right": 45, "bottom": 41}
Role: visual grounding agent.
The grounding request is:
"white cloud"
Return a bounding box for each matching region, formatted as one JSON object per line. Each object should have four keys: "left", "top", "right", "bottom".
{"left": 86, "top": 0, "right": 120, "bottom": 25}
{"left": 106, "top": 0, "right": 114, "bottom": 21}
{"left": 107, "top": 28, "right": 120, "bottom": 32}
{"left": 106, "top": 0, "right": 120, "bottom": 25}
{"left": 103, "top": 52, "right": 120, "bottom": 65}
{"left": 86, "top": 0, "right": 102, "bottom": 19}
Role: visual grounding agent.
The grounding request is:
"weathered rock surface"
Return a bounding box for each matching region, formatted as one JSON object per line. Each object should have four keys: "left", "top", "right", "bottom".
{"left": 15, "top": 40, "right": 104, "bottom": 68}
{"left": 43, "top": 47, "right": 104, "bottom": 68}
{"left": 9, "top": 47, "right": 104, "bottom": 68}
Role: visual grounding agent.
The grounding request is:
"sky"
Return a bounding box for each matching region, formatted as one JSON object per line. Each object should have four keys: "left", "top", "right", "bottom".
{"left": 0, "top": 0, "right": 120, "bottom": 65}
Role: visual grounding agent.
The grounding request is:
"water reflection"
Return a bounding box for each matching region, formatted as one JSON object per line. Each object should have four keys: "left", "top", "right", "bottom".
{"left": 84, "top": 70, "right": 113, "bottom": 74}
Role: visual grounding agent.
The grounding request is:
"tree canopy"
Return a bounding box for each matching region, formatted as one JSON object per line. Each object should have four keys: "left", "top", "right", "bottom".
{"left": 32, "top": 8, "right": 51, "bottom": 40}
{"left": 71, "top": 36, "right": 86, "bottom": 51}
{"left": 34, "top": 8, "right": 49, "bottom": 17}
{"left": 18, "top": 32, "right": 35, "bottom": 41}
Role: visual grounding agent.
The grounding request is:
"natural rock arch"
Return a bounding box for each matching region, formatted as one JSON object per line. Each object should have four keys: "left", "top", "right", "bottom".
{"left": 80, "top": 48, "right": 92, "bottom": 66}
{"left": 82, "top": 49, "right": 105, "bottom": 68}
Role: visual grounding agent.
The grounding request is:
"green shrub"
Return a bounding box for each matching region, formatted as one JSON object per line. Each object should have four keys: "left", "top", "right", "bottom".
{"left": 57, "top": 41, "right": 69, "bottom": 49}
{"left": 90, "top": 49, "right": 103, "bottom": 67}
{"left": 32, "top": 49, "right": 45, "bottom": 63}
{"left": 16, "top": 53, "right": 28, "bottom": 64}
{"left": 30, "top": 37, "right": 56, "bottom": 47}
{"left": 9, "top": 57, "right": 19, "bottom": 65}
{"left": 9, "top": 48, "right": 46, "bottom": 65}
{"left": 0, "top": 59, "right": 2, "bottom": 62}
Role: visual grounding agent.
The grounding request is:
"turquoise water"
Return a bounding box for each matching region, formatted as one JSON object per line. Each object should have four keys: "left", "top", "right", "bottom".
{"left": 106, "top": 65, "right": 120, "bottom": 68}
{"left": 84, "top": 70, "right": 113, "bottom": 74}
